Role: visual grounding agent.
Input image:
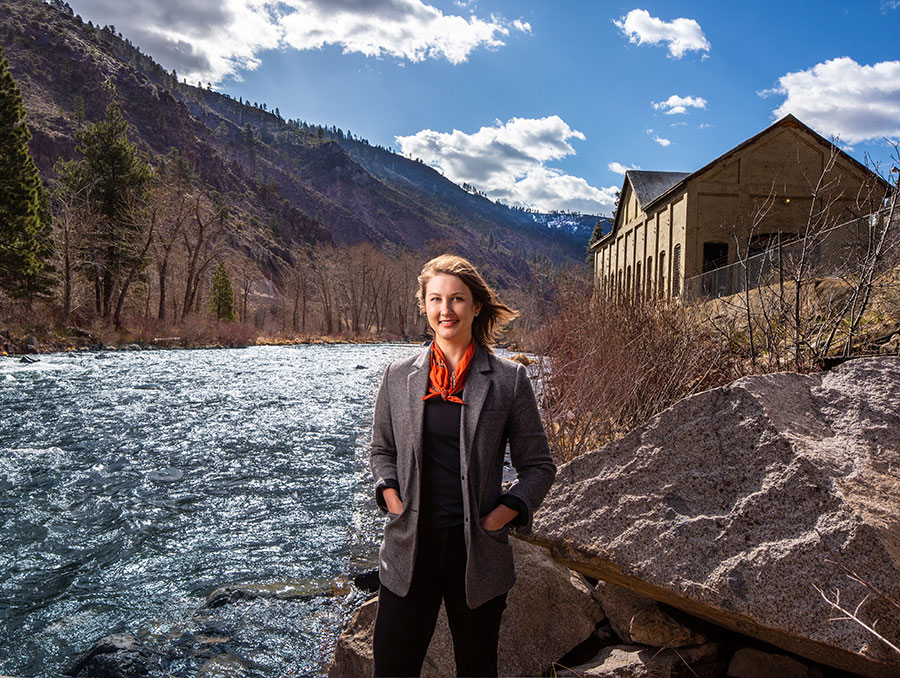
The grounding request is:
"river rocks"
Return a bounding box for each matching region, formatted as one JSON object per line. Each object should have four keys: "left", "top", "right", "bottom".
{"left": 328, "top": 539, "right": 605, "bottom": 677}
{"left": 64, "top": 633, "right": 157, "bottom": 677}
{"left": 526, "top": 357, "right": 900, "bottom": 677}
{"left": 594, "top": 580, "right": 706, "bottom": 647}
{"left": 558, "top": 642, "right": 724, "bottom": 678}
{"left": 727, "top": 647, "right": 824, "bottom": 678}
{"left": 24, "top": 335, "right": 39, "bottom": 353}
{"left": 203, "top": 578, "right": 345, "bottom": 608}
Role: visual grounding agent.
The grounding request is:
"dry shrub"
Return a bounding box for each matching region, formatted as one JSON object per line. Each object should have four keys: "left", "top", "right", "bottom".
{"left": 176, "top": 314, "right": 259, "bottom": 347}
{"left": 534, "top": 281, "right": 741, "bottom": 462}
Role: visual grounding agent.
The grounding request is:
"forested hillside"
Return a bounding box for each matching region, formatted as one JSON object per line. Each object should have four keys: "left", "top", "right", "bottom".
{"left": 1, "top": 0, "right": 598, "bottom": 271}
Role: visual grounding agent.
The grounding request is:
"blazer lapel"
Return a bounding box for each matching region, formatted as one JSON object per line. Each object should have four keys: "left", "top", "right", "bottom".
{"left": 461, "top": 345, "right": 492, "bottom": 472}
{"left": 408, "top": 346, "right": 430, "bottom": 470}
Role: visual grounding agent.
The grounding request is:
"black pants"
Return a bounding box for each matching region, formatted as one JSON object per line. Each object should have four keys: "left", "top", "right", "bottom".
{"left": 373, "top": 525, "right": 507, "bottom": 677}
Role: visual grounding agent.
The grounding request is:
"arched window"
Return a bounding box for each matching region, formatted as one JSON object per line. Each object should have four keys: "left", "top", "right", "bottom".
{"left": 635, "top": 262, "right": 642, "bottom": 298}
{"left": 646, "top": 256, "right": 653, "bottom": 295}
{"left": 658, "top": 252, "right": 667, "bottom": 297}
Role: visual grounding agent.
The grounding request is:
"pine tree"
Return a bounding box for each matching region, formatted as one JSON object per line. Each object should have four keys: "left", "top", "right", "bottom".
{"left": 209, "top": 263, "right": 234, "bottom": 321}
{"left": 589, "top": 218, "right": 606, "bottom": 246}
{"left": 0, "top": 47, "right": 54, "bottom": 301}
{"left": 56, "top": 80, "right": 152, "bottom": 319}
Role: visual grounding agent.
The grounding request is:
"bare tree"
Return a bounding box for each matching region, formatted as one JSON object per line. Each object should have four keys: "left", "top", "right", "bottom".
{"left": 150, "top": 182, "right": 192, "bottom": 322}
{"left": 179, "top": 195, "right": 227, "bottom": 322}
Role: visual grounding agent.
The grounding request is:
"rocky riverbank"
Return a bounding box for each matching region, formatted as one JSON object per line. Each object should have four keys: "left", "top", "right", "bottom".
{"left": 329, "top": 356, "right": 900, "bottom": 677}
{"left": 0, "top": 325, "right": 421, "bottom": 356}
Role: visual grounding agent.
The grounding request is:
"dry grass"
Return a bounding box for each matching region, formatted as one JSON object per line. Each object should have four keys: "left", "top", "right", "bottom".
{"left": 531, "top": 282, "right": 744, "bottom": 463}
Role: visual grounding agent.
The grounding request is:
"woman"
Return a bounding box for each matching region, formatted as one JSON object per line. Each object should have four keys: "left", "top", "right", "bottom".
{"left": 369, "top": 254, "right": 556, "bottom": 677}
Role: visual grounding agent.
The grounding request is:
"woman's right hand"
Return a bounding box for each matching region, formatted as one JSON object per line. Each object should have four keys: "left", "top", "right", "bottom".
{"left": 382, "top": 487, "right": 403, "bottom": 515}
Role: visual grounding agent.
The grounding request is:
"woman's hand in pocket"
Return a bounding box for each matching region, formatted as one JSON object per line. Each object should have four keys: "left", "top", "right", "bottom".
{"left": 383, "top": 487, "right": 403, "bottom": 515}
{"left": 480, "top": 504, "right": 518, "bottom": 531}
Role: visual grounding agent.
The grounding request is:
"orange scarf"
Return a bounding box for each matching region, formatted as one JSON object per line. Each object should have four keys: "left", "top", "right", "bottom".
{"left": 422, "top": 340, "right": 475, "bottom": 405}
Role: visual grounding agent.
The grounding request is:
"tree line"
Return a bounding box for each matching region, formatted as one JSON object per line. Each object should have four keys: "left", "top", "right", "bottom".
{"left": 0, "top": 54, "right": 454, "bottom": 341}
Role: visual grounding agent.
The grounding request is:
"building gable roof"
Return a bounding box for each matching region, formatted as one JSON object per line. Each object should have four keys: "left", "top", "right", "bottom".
{"left": 626, "top": 170, "right": 691, "bottom": 210}
{"left": 592, "top": 114, "right": 888, "bottom": 250}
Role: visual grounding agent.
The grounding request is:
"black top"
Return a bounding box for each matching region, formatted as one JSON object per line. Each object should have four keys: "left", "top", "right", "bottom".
{"left": 376, "top": 383, "right": 529, "bottom": 527}
{"left": 419, "top": 394, "right": 465, "bottom": 527}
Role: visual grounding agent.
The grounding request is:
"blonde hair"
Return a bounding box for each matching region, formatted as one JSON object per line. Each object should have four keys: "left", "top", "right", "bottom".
{"left": 416, "top": 254, "right": 518, "bottom": 349}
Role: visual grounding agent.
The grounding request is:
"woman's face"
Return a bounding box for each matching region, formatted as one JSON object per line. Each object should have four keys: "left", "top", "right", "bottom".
{"left": 424, "top": 273, "right": 482, "bottom": 348}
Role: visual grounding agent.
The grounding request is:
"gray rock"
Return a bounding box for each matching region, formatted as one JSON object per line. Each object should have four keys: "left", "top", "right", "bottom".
{"left": 557, "top": 642, "right": 723, "bottom": 678}
{"left": 24, "top": 335, "right": 38, "bottom": 353}
{"left": 329, "top": 597, "right": 378, "bottom": 678}
{"left": 594, "top": 580, "right": 706, "bottom": 648}
{"left": 64, "top": 633, "right": 155, "bottom": 677}
{"left": 526, "top": 357, "right": 900, "bottom": 678}
{"left": 329, "top": 539, "right": 605, "bottom": 677}
{"left": 727, "top": 647, "right": 824, "bottom": 678}
{"left": 204, "top": 578, "right": 340, "bottom": 608}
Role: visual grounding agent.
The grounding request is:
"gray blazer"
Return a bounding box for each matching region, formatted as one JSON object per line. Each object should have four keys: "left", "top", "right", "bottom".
{"left": 370, "top": 342, "right": 556, "bottom": 608}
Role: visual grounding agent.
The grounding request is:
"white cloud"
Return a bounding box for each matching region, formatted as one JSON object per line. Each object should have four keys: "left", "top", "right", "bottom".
{"left": 653, "top": 136, "right": 671, "bottom": 147}
{"left": 67, "top": 0, "right": 529, "bottom": 83}
{"left": 652, "top": 94, "right": 707, "bottom": 115}
{"left": 613, "top": 9, "right": 710, "bottom": 59}
{"left": 763, "top": 57, "right": 900, "bottom": 144}
{"left": 608, "top": 161, "right": 640, "bottom": 175}
{"left": 396, "top": 116, "right": 619, "bottom": 212}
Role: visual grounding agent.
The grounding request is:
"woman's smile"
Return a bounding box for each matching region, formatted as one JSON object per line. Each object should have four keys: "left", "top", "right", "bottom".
{"left": 424, "top": 273, "right": 480, "bottom": 349}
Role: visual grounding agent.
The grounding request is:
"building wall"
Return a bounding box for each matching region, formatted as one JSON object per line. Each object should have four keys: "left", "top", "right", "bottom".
{"left": 593, "top": 124, "right": 881, "bottom": 299}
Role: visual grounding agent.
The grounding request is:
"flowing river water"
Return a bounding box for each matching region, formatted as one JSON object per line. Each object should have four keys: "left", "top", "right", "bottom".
{"left": 0, "top": 343, "right": 424, "bottom": 677}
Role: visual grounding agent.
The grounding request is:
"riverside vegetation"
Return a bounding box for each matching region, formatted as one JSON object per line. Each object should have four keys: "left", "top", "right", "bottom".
{"left": 0, "top": 0, "right": 596, "bottom": 354}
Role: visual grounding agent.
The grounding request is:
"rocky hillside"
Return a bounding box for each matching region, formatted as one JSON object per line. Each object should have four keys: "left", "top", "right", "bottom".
{"left": 0, "top": 0, "right": 598, "bottom": 285}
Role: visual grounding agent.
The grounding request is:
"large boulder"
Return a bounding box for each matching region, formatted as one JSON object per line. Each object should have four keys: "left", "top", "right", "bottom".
{"left": 525, "top": 357, "right": 900, "bottom": 678}
{"left": 329, "top": 539, "right": 604, "bottom": 677}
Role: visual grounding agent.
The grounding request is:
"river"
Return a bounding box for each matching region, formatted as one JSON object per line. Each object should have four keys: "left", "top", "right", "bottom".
{"left": 0, "top": 343, "right": 423, "bottom": 677}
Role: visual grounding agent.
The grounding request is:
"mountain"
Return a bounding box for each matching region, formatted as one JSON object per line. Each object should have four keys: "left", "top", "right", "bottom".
{"left": 0, "top": 0, "right": 597, "bottom": 286}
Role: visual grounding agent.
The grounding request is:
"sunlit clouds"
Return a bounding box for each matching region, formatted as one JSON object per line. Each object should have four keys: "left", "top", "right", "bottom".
{"left": 614, "top": 9, "right": 710, "bottom": 59}
{"left": 66, "top": 0, "right": 530, "bottom": 83}
{"left": 608, "top": 162, "right": 640, "bottom": 175}
{"left": 763, "top": 57, "right": 900, "bottom": 144}
{"left": 396, "top": 116, "right": 619, "bottom": 213}
{"left": 652, "top": 95, "right": 707, "bottom": 115}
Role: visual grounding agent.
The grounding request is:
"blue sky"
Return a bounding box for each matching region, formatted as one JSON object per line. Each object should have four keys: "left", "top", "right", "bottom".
{"left": 65, "top": 0, "right": 900, "bottom": 215}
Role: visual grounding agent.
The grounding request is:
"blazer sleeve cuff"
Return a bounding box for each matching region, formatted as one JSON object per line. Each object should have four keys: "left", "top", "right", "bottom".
{"left": 375, "top": 478, "right": 400, "bottom": 512}
{"left": 498, "top": 493, "right": 529, "bottom": 526}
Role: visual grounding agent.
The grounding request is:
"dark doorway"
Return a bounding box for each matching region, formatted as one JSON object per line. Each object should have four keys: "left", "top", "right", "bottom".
{"left": 702, "top": 242, "right": 729, "bottom": 272}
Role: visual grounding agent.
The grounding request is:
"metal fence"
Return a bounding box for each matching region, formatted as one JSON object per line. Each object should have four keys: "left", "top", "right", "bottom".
{"left": 683, "top": 209, "right": 897, "bottom": 302}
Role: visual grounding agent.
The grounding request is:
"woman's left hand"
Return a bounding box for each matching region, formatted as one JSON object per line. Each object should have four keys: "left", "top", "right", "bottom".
{"left": 480, "top": 504, "right": 519, "bottom": 531}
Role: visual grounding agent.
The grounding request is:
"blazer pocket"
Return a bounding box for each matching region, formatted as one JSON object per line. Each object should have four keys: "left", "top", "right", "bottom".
{"left": 482, "top": 524, "right": 510, "bottom": 544}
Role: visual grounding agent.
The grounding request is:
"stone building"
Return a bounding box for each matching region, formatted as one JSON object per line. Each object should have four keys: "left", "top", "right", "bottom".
{"left": 591, "top": 114, "right": 886, "bottom": 299}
